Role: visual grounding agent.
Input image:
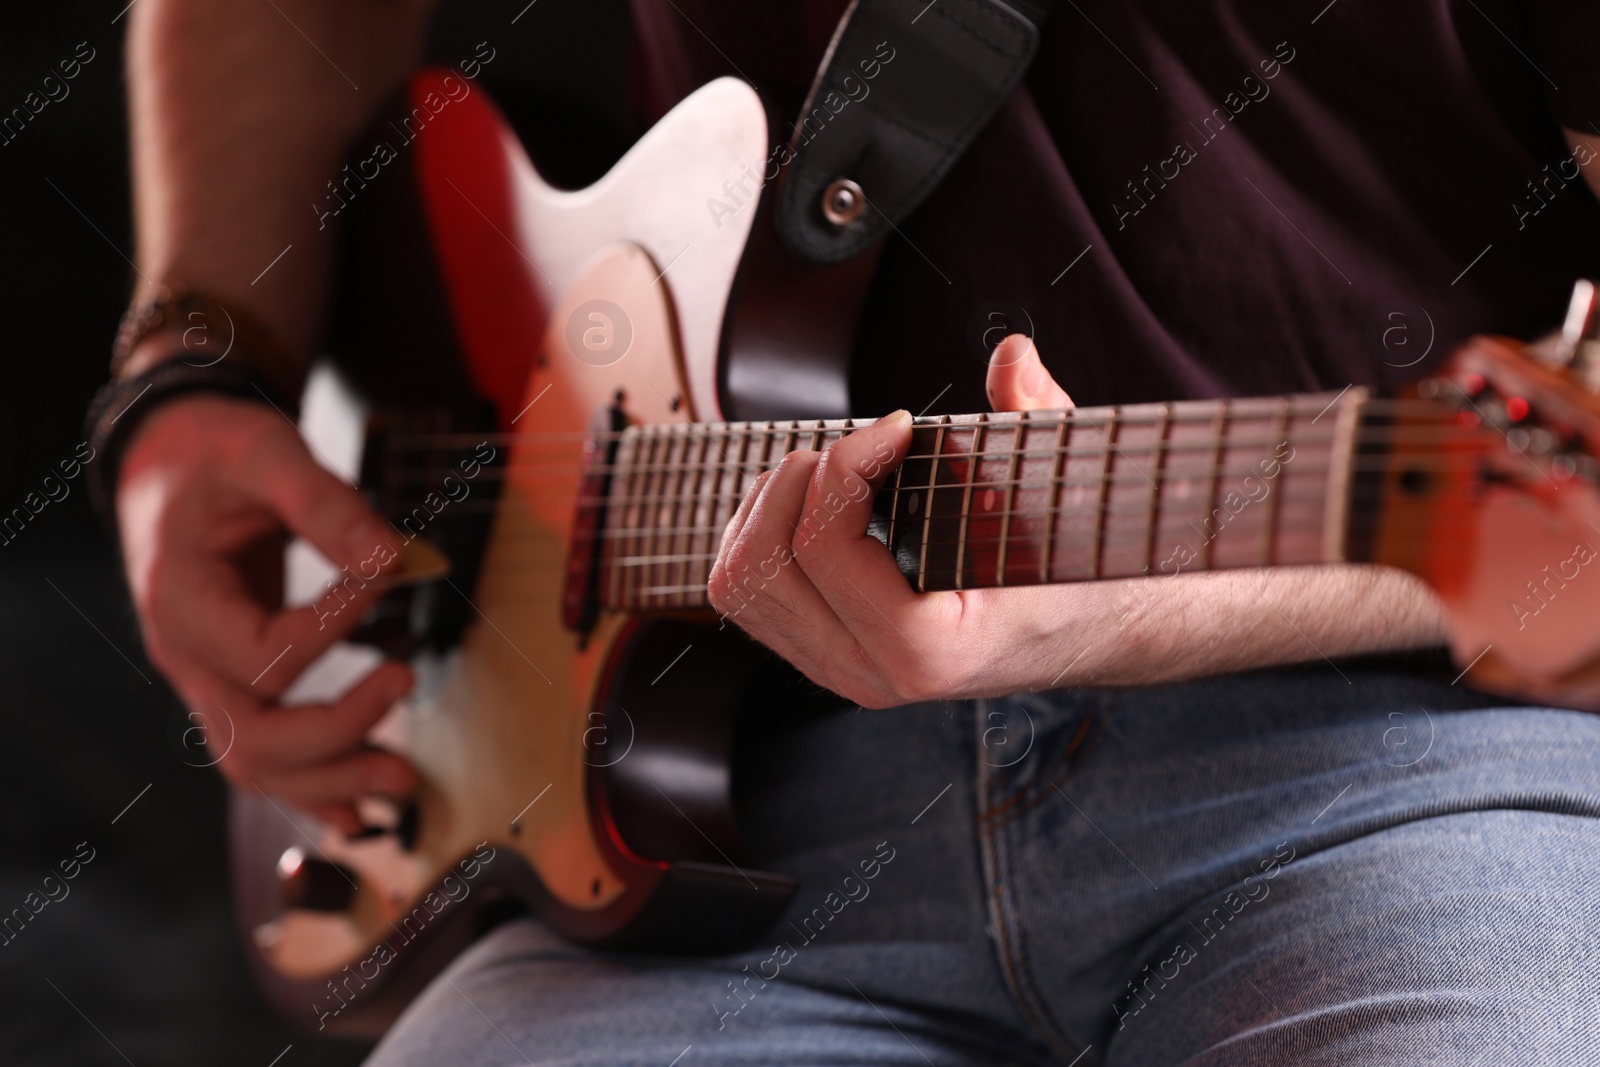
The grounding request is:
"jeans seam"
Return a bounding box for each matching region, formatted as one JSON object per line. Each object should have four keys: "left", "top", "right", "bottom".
{"left": 977, "top": 702, "right": 1102, "bottom": 1065}
{"left": 979, "top": 701, "right": 1103, "bottom": 832}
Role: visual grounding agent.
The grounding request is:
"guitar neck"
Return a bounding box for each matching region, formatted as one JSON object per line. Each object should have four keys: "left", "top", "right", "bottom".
{"left": 599, "top": 389, "right": 1377, "bottom": 611}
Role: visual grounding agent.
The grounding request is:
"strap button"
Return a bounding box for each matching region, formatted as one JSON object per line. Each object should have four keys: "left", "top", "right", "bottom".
{"left": 821, "top": 178, "right": 866, "bottom": 227}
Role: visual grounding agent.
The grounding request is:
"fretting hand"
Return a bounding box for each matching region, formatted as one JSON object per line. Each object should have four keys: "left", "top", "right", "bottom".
{"left": 708, "top": 334, "right": 1098, "bottom": 708}
{"left": 709, "top": 334, "right": 1451, "bottom": 707}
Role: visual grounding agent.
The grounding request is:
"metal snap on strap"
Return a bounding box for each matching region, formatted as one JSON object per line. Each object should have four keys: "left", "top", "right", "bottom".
{"left": 820, "top": 178, "right": 867, "bottom": 227}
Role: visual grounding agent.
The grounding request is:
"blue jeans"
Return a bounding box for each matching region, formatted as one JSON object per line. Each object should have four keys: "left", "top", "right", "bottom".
{"left": 365, "top": 663, "right": 1600, "bottom": 1065}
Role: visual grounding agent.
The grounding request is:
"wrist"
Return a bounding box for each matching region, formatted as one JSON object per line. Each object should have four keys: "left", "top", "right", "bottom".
{"left": 84, "top": 356, "right": 299, "bottom": 539}
{"left": 112, "top": 285, "right": 309, "bottom": 400}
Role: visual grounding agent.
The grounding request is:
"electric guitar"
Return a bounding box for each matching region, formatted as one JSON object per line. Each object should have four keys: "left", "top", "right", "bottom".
{"left": 232, "top": 70, "right": 1600, "bottom": 1036}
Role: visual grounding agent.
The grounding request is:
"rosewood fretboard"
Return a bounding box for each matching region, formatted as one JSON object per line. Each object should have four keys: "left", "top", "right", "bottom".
{"left": 598, "top": 390, "right": 1371, "bottom": 612}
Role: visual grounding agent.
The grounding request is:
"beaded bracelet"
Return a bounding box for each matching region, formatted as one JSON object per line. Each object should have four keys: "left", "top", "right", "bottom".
{"left": 86, "top": 288, "right": 305, "bottom": 535}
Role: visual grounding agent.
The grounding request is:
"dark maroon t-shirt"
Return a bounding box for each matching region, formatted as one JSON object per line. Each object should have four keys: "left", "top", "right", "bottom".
{"left": 629, "top": 0, "right": 1600, "bottom": 417}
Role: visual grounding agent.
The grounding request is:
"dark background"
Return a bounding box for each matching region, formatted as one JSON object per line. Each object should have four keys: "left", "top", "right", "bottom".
{"left": 0, "top": 2, "right": 630, "bottom": 1061}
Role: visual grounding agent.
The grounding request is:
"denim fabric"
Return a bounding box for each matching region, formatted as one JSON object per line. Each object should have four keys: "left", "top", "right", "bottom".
{"left": 364, "top": 665, "right": 1600, "bottom": 1065}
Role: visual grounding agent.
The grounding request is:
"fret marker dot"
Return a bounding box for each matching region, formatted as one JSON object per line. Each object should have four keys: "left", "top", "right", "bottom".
{"left": 907, "top": 493, "right": 920, "bottom": 515}
{"left": 983, "top": 488, "right": 997, "bottom": 512}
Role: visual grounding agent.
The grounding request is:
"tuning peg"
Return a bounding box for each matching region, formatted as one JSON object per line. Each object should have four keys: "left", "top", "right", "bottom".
{"left": 277, "top": 847, "right": 356, "bottom": 912}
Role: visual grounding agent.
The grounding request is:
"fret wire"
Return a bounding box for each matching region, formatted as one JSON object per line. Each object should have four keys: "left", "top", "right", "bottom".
{"left": 628, "top": 430, "right": 656, "bottom": 610}
{"left": 1041, "top": 412, "right": 1069, "bottom": 584}
{"left": 608, "top": 432, "right": 637, "bottom": 608}
{"left": 782, "top": 419, "right": 800, "bottom": 492}
{"left": 676, "top": 427, "right": 696, "bottom": 605}
{"left": 648, "top": 429, "right": 672, "bottom": 610}
{"left": 686, "top": 427, "right": 708, "bottom": 603}
{"left": 954, "top": 414, "right": 985, "bottom": 591}
{"left": 611, "top": 434, "right": 629, "bottom": 610}
{"left": 996, "top": 414, "right": 1023, "bottom": 588}
{"left": 737, "top": 417, "right": 757, "bottom": 528}
{"left": 599, "top": 432, "right": 618, "bottom": 609}
{"left": 1198, "top": 406, "right": 1227, "bottom": 573}
{"left": 674, "top": 427, "right": 704, "bottom": 608}
{"left": 1260, "top": 399, "right": 1291, "bottom": 568}
{"left": 646, "top": 429, "right": 670, "bottom": 609}
{"left": 652, "top": 429, "right": 676, "bottom": 609}
{"left": 700, "top": 425, "right": 721, "bottom": 593}
{"left": 709, "top": 422, "right": 744, "bottom": 595}
{"left": 748, "top": 420, "right": 771, "bottom": 532}
{"left": 651, "top": 428, "right": 671, "bottom": 609}
{"left": 619, "top": 433, "right": 638, "bottom": 611}
{"left": 1088, "top": 411, "right": 1116, "bottom": 580}
{"left": 592, "top": 433, "right": 609, "bottom": 610}
{"left": 739, "top": 419, "right": 758, "bottom": 531}
{"left": 704, "top": 424, "right": 733, "bottom": 594}
{"left": 762, "top": 419, "right": 784, "bottom": 519}
{"left": 918, "top": 419, "right": 949, "bottom": 594}
{"left": 686, "top": 426, "right": 711, "bottom": 607}
{"left": 600, "top": 432, "right": 618, "bottom": 608}
{"left": 1142, "top": 405, "right": 1172, "bottom": 579}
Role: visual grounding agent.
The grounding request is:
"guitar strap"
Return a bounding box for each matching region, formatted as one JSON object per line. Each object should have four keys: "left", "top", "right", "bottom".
{"left": 720, "top": 0, "right": 1056, "bottom": 420}
{"left": 774, "top": 0, "right": 1057, "bottom": 265}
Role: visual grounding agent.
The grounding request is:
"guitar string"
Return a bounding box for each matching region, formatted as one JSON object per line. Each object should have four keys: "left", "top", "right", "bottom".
{"left": 383, "top": 458, "right": 1499, "bottom": 504}
{"left": 378, "top": 440, "right": 1500, "bottom": 482}
{"left": 373, "top": 509, "right": 1522, "bottom": 578}
{"left": 374, "top": 423, "right": 1500, "bottom": 466}
{"left": 379, "top": 453, "right": 1504, "bottom": 493}
{"left": 368, "top": 395, "right": 1502, "bottom": 449}
{"left": 593, "top": 504, "right": 1526, "bottom": 564}
{"left": 372, "top": 440, "right": 1519, "bottom": 493}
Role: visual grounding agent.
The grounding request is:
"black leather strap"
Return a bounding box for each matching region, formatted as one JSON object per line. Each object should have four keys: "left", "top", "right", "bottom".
{"left": 773, "top": 0, "right": 1054, "bottom": 264}
{"left": 83, "top": 359, "right": 297, "bottom": 533}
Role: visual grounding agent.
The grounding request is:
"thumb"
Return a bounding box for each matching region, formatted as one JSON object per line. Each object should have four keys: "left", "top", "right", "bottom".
{"left": 253, "top": 431, "right": 399, "bottom": 577}
{"left": 985, "top": 333, "right": 1074, "bottom": 412}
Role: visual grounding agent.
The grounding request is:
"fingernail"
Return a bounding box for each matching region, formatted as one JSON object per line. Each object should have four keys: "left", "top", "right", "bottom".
{"left": 880, "top": 408, "right": 912, "bottom": 427}
{"left": 1024, "top": 364, "right": 1048, "bottom": 398}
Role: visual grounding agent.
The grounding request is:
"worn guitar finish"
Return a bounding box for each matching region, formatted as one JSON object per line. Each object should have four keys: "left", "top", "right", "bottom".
{"left": 234, "top": 71, "right": 1600, "bottom": 1036}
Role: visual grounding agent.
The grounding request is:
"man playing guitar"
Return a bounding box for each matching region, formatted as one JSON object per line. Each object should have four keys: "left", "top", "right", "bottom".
{"left": 103, "top": 0, "right": 1600, "bottom": 1062}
